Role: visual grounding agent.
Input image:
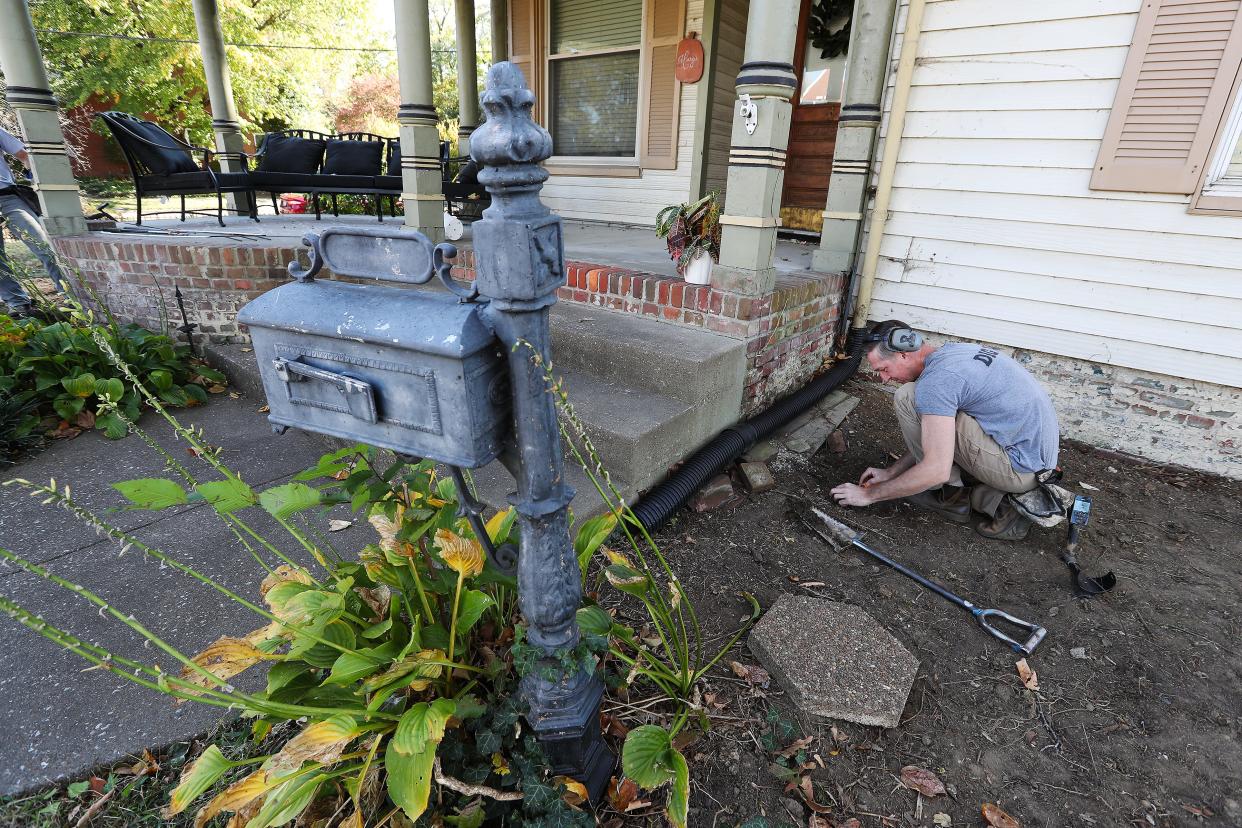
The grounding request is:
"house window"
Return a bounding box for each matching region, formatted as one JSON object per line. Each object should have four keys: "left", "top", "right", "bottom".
{"left": 547, "top": 0, "right": 643, "bottom": 158}
{"left": 1200, "top": 83, "right": 1242, "bottom": 199}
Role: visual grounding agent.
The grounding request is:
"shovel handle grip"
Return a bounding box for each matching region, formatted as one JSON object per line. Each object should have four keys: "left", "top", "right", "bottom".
{"left": 811, "top": 507, "right": 862, "bottom": 548}
{"left": 976, "top": 608, "right": 1048, "bottom": 656}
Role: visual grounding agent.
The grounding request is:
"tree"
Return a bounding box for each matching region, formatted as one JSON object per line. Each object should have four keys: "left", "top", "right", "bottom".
{"left": 27, "top": 0, "right": 384, "bottom": 144}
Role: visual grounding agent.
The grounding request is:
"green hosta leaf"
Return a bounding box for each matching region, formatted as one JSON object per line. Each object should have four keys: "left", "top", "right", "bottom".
{"left": 60, "top": 373, "right": 96, "bottom": 398}
{"left": 95, "top": 412, "right": 128, "bottom": 439}
{"left": 393, "top": 698, "right": 455, "bottom": 756}
{"left": 293, "top": 445, "right": 365, "bottom": 481}
{"left": 194, "top": 479, "right": 256, "bottom": 514}
{"left": 385, "top": 735, "right": 437, "bottom": 823}
{"left": 259, "top": 482, "right": 322, "bottom": 520}
{"left": 265, "top": 662, "right": 310, "bottom": 695}
{"left": 148, "top": 369, "right": 174, "bottom": 392}
{"left": 300, "top": 619, "right": 356, "bottom": 668}
{"left": 666, "top": 746, "right": 690, "bottom": 828}
{"left": 94, "top": 377, "right": 124, "bottom": 403}
{"left": 605, "top": 564, "right": 652, "bottom": 597}
{"left": 574, "top": 512, "right": 617, "bottom": 577}
{"left": 622, "top": 725, "right": 677, "bottom": 789}
{"left": 112, "top": 478, "right": 188, "bottom": 511}
{"left": 167, "top": 744, "right": 231, "bottom": 815}
{"left": 576, "top": 605, "right": 613, "bottom": 638}
{"left": 183, "top": 383, "right": 208, "bottom": 404}
{"left": 323, "top": 640, "right": 401, "bottom": 686}
{"left": 246, "top": 771, "right": 325, "bottom": 828}
{"left": 52, "top": 395, "right": 84, "bottom": 421}
{"left": 456, "top": 590, "right": 493, "bottom": 637}
{"left": 360, "top": 616, "right": 393, "bottom": 640}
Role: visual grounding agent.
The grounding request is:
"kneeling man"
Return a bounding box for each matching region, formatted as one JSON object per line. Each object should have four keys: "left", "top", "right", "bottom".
{"left": 831, "top": 321, "right": 1060, "bottom": 541}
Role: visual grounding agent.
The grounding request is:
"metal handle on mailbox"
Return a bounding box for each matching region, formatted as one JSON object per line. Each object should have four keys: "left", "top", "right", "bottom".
{"left": 272, "top": 357, "right": 378, "bottom": 424}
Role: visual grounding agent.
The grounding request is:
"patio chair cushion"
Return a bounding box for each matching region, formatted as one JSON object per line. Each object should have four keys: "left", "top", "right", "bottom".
{"left": 257, "top": 134, "right": 325, "bottom": 174}
{"left": 125, "top": 120, "right": 199, "bottom": 176}
{"left": 140, "top": 171, "right": 250, "bottom": 193}
{"left": 373, "top": 175, "right": 403, "bottom": 192}
{"left": 386, "top": 141, "right": 401, "bottom": 176}
{"left": 323, "top": 140, "right": 384, "bottom": 176}
{"left": 250, "top": 170, "right": 322, "bottom": 190}
{"left": 310, "top": 174, "right": 376, "bottom": 190}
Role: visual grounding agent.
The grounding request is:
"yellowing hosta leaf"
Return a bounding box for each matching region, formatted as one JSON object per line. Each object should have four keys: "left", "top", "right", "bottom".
{"left": 242, "top": 622, "right": 285, "bottom": 647}
{"left": 165, "top": 745, "right": 232, "bottom": 816}
{"left": 435, "top": 529, "right": 484, "bottom": 578}
{"left": 259, "top": 565, "right": 313, "bottom": 598}
{"left": 265, "top": 714, "right": 360, "bottom": 775}
{"left": 179, "top": 637, "right": 270, "bottom": 692}
{"left": 193, "top": 768, "right": 269, "bottom": 828}
{"left": 393, "top": 698, "right": 456, "bottom": 756}
{"left": 368, "top": 507, "right": 404, "bottom": 553}
{"left": 666, "top": 747, "right": 690, "bottom": 828}
{"left": 485, "top": 507, "right": 514, "bottom": 541}
{"left": 341, "top": 809, "right": 364, "bottom": 828}
{"left": 360, "top": 649, "right": 445, "bottom": 694}
{"left": 604, "top": 548, "right": 634, "bottom": 567}
{"left": 605, "top": 564, "right": 652, "bottom": 597}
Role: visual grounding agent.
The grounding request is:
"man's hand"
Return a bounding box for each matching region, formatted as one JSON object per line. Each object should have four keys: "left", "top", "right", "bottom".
{"left": 830, "top": 482, "right": 874, "bottom": 507}
{"left": 859, "top": 466, "right": 896, "bottom": 487}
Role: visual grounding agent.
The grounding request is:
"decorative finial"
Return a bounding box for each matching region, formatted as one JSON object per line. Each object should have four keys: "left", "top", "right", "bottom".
{"left": 471, "top": 62, "right": 553, "bottom": 177}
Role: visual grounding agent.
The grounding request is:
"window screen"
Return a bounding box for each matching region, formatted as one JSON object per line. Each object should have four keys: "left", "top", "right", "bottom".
{"left": 549, "top": 53, "right": 640, "bottom": 156}
{"left": 551, "top": 0, "right": 642, "bottom": 53}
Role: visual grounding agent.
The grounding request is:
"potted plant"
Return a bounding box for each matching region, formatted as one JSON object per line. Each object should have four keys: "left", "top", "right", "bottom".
{"left": 655, "top": 191, "right": 722, "bottom": 285}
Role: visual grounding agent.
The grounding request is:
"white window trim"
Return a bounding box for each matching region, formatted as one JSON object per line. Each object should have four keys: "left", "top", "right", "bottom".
{"left": 1191, "top": 61, "right": 1242, "bottom": 214}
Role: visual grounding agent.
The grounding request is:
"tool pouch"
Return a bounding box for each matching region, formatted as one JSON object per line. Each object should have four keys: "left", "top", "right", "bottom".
{"left": 1006, "top": 468, "right": 1076, "bottom": 527}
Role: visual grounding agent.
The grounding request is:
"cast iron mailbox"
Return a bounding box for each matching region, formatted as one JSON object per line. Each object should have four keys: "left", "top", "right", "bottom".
{"left": 237, "top": 226, "right": 510, "bottom": 469}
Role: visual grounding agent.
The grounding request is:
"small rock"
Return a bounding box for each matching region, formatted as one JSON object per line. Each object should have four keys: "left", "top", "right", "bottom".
{"left": 780, "top": 797, "right": 805, "bottom": 823}
{"left": 1070, "top": 647, "right": 1088, "bottom": 659}
{"left": 826, "top": 428, "right": 848, "bottom": 454}
{"left": 1048, "top": 606, "right": 1060, "bottom": 617}
{"left": 933, "top": 814, "right": 952, "bottom": 827}
{"left": 690, "top": 475, "right": 735, "bottom": 512}
{"left": 738, "top": 461, "right": 776, "bottom": 494}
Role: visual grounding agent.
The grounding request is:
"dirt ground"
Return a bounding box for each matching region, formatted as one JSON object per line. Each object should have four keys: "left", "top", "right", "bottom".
{"left": 627, "top": 381, "right": 1242, "bottom": 828}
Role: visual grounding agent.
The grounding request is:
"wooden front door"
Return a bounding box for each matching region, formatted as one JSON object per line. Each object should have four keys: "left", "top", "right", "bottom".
{"left": 780, "top": 0, "right": 842, "bottom": 233}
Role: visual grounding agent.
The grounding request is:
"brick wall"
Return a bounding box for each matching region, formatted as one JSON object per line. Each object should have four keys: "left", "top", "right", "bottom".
{"left": 53, "top": 233, "right": 847, "bottom": 414}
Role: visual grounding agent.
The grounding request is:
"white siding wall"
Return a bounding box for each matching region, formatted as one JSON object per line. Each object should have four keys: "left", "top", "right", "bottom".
{"left": 867, "top": 0, "right": 1242, "bottom": 393}
{"left": 539, "top": 0, "right": 704, "bottom": 224}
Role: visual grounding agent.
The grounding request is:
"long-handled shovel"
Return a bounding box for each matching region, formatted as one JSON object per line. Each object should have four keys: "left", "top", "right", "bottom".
{"left": 810, "top": 507, "right": 1048, "bottom": 656}
{"left": 1064, "top": 496, "right": 1116, "bottom": 596}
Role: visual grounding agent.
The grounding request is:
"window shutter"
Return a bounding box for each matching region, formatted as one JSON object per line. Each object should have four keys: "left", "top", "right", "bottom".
{"left": 509, "top": 0, "right": 540, "bottom": 120}
{"left": 640, "top": 0, "right": 685, "bottom": 169}
{"left": 1092, "top": 0, "right": 1242, "bottom": 193}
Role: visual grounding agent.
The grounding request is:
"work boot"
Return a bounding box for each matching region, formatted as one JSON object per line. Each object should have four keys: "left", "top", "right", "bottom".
{"left": 905, "top": 485, "right": 971, "bottom": 524}
{"left": 975, "top": 501, "right": 1031, "bottom": 541}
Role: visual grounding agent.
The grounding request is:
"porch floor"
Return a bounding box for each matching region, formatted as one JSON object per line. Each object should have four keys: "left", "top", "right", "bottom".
{"left": 115, "top": 213, "right": 821, "bottom": 279}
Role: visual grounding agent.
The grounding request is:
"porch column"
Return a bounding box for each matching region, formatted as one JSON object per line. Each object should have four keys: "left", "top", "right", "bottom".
{"left": 191, "top": 0, "right": 253, "bottom": 215}
{"left": 0, "top": 0, "right": 86, "bottom": 236}
{"left": 455, "top": 0, "right": 482, "bottom": 148}
{"left": 490, "top": 0, "right": 508, "bottom": 62}
{"left": 394, "top": 0, "right": 446, "bottom": 240}
{"left": 711, "top": 0, "right": 800, "bottom": 296}
{"left": 811, "top": 0, "right": 897, "bottom": 274}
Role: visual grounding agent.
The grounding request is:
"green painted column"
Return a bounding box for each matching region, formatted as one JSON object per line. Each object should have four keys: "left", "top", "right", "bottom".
{"left": 490, "top": 0, "right": 508, "bottom": 63}
{"left": 811, "top": 0, "right": 897, "bottom": 274}
{"left": 712, "top": 0, "right": 800, "bottom": 296}
{"left": 395, "top": 0, "right": 446, "bottom": 240}
{"left": 191, "top": 0, "right": 253, "bottom": 215}
{"left": 0, "top": 0, "right": 86, "bottom": 236}
{"left": 456, "top": 0, "right": 482, "bottom": 149}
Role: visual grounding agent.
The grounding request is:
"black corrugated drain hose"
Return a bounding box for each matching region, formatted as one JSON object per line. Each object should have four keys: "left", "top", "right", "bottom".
{"left": 631, "top": 327, "right": 867, "bottom": 530}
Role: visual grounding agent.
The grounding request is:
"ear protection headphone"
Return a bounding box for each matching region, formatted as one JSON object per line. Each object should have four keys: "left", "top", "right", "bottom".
{"left": 865, "top": 323, "right": 924, "bottom": 353}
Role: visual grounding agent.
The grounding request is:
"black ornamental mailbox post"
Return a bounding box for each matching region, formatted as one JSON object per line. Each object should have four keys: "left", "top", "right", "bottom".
{"left": 237, "top": 62, "right": 615, "bottom": 799}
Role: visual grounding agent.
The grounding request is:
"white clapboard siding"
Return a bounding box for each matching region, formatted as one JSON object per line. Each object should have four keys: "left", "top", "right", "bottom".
{"left": 868, "top": 2, "right": 1242, "bottom": 390}
{"left": 879, "top": 235, "right": 1242, "bottom": 300}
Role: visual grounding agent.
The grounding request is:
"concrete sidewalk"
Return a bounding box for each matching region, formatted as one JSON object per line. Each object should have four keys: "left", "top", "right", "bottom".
{"left": 0, "top": 393, "right": 376, "bottom": 795}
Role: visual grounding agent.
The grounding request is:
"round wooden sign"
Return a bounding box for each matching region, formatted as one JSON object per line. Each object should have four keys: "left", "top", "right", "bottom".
{"left": 675, "top": 36, "right": 705, "bottom": 84}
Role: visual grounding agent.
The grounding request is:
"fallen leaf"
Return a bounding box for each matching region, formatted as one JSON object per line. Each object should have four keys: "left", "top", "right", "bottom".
{"left": 51, "top": 422, "right": 82, "bottom": 440}
{"left": 240, "top": 347, "right": 252, "bottom": 353}
{"left": 1181, "top": 803, "right": 1214, "bottom": 818}
{"left": 228, "top": 392, "right": 240, "bottom": 400}
{"left": 798, "top": 774, "right": 832, "bottom": 814}
{"left": 840, "top": 819, "right": 861, "bottom": 828}
{"left": 730, "top": 661, "right": 771, "bottom": 688}
{"left": 776, "top": 736, "right": 814, "bottom": 758}
{"left": 809, "top": 816, "right": 832, "bottom": 828}
{"left": 257, "top": 405, "right": 269, "bottom": 413}
{"left": 830, "top": 725, "right": 848, "bottom": 744}
{"left": 899, "top": 766, "right": 946, "bottom": 797}
{"left": 1015, "top": 659, "right": 1039, "bottom": 692}
{"left": 207, "top": 384, "right": 227, "bottom": 394}
{"left": 75, "top": 409, "right": 96, "bottom": 429}
{"left": 607, "top": 776, "right": 639, "bottom": 812}
{"left": 557, "top": 777, "right": 589, "bottom": 808}
{"left": 981, "top": 803, "right": 1020, "bottom": 828}
{"left": 600, "top": 712, "right": 629, "bottom": 739}
{"left": 88, "top": 776, "right": 107, "bottom": 794}
{"left": 327, "top": 519, "right": 353, "bottom": 532}
{"left": 1079, "top": 482, "right": 1099, "bottom": 491}
{"left": 932, "top": 814, "right": 952, "bottom": 827}
{"left": 116, "top": 749, "right": 159, "bottom": 777}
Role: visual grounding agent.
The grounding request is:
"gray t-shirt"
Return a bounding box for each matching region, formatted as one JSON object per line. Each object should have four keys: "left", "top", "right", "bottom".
{"left": 0, "top": 127, "right": 26, "bottom": 188}
{"left": 914, "top": 343, "right": 1059, "bottom": 473}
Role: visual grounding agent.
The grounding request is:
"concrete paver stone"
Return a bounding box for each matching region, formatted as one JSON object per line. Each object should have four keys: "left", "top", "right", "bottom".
{"left": 748, "top": 595, "right": 919, "bottom": 728}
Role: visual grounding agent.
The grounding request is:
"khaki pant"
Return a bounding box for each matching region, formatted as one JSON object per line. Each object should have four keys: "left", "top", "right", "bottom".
{"left": 893, "top": 382, "right": 1037, "bottom": 517}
